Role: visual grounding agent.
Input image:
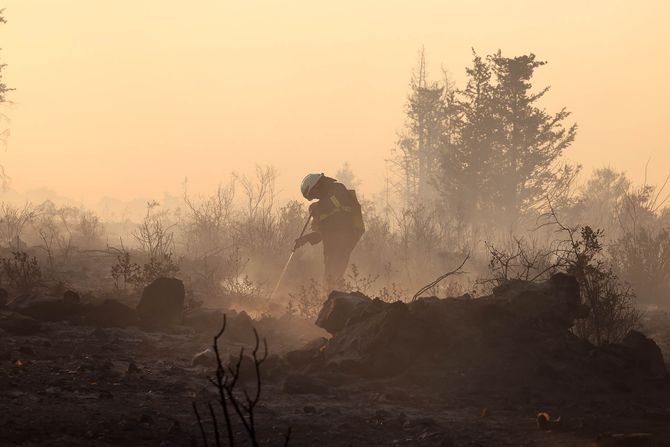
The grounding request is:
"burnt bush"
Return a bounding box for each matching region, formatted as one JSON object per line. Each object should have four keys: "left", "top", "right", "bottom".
{"left": 0, "top": 251, "right": 42, "bottom": 294}
{"left": 482, "top": 208, "right": 642, "bottom": 346}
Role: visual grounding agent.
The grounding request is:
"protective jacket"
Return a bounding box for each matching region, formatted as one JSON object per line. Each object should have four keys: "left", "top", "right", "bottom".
{"left": 309, "top": 179, "right": 365, "bottom": 292}
{"left": 310, "top": 181, "right": 364, "bottom": 241}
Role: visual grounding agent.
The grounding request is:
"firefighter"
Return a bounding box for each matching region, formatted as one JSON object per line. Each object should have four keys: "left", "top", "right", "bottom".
{"left": 294, "top": 173, "right": 365, "bottom": 294}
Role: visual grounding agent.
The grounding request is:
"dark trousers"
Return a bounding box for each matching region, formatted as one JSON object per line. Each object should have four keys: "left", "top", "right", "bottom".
{"left": 322, "top": 235, "right": 358, "bottom": 295}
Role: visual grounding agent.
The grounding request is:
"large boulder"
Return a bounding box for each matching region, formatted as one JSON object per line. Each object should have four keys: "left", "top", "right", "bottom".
{"left": 491, "top": 272, "right": 588, "bottom": 328}
{"left": 285, "top": 337, "right": 328, "bottom": 369}
{"left": 316, "top": 290, "right": 378, "bottom": 334}
{"left": 312, "top": 274, "right": 664, "bottom": 384}
{"left": 136, "top": 277, "right": 185, "bottom": 328}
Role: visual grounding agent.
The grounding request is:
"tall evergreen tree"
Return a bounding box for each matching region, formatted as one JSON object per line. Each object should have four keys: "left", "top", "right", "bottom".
{"left": 440, "top": 51, "right": 497, "bottom": 221}
{"left": 391, "top": 49, "right": 450, "bottom": 207}
{"left": 487, "top": 51, "right": 578, "bottom": 221}
{"left": 438, "top": 50, "right": 577, "bottom": 227}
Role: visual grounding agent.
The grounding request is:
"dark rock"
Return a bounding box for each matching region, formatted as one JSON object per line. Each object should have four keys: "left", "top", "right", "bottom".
{"left": 282, "top": 373, "right": 328, "bottom": 395}
{"left": 620, "top": 330, "right": 667, "bottom": 378}
{"left": 225, "top": 311, "right": 256, "bottom": 343}
{"left": 310, "top": 274, "right": 664, "bottom": 386}
{"left": 0, "top": 311, "right": 42, "bottom": 335}
{"left": 17, "top": 296, "right": 83, "bottom": 322}
{"left": 492, "top": 272, "right": 588, "bottom": 328}
{"left": 316, "top": 291, "right": 373, "bottom": 334}
{"left": 83, "top": 299, "right": 138, "bottom": 328}
{"left": 285, "top": 337, "right": 327, "bottom": 369}
{"left": 137, "top": 277, "right": 185, "bottom": 327}
{"left": 63, "top": 290, "right": 80, "bottom": 304}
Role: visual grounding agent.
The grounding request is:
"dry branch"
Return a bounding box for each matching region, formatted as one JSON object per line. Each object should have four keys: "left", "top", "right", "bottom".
{"left": 412, "top": 253, "right": 469, "bottom": 301}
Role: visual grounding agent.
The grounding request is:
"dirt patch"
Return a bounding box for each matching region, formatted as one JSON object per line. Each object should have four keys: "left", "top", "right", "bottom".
{"left": 1, "top": 275, "right": 670, "bottom": 446}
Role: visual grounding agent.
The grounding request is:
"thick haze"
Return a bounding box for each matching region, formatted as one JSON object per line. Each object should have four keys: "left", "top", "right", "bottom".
{"left": 1, "top": 1, "right": 668, "bottom": 206}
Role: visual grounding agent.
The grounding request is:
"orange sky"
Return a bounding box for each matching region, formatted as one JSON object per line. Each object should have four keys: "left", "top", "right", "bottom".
{"left": 1, "top": 1, "right": 669, "bottom": 205}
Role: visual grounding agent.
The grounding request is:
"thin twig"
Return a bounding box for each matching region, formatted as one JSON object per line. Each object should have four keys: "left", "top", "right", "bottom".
{"left": 207, "top": 402, "right": 221, "bottom": 447}
{"left": 283, "top": 427, "right": 292, "bottom": 447}
{"left": 412, "top": 253, "right": 470, "bottom": 301}
{"left": 192, "top": 402, "right": 209, "bottom": 447}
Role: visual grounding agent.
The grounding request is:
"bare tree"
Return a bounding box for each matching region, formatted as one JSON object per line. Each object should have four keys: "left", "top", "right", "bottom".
{"left": 0, "top": 10, "right": 14, "bottom": 187}
{"left": 182, "top": 179, "right": 236, "bottom": 257}
{"left": 390, "top": 48, "right": 451, "bottom": 207}
{"left": 132, "top": 201, "right": 176, "bottom": 260}
{"left": 0, "top": 202, "right": 35, "bottom": 249}
{"left": 234, "top": 165, "right": 280, "bottom": 255}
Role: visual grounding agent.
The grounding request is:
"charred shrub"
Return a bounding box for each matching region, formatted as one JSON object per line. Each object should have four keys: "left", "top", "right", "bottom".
{"left": 192, "top": 315, "right": 290, "bottom": 446}
{"left": 286, "top": 279, "right": 323, "bottom": 319}
{"left": 565, "top": 226, "right": 642, "bottom": 345}
{"left": 110, "top": 250, "right": 180, "bottom": 292}
{"left": 141, "top": 252, "right": 180, "bottom": 284}
{"left": 483, "top": 209, "right": 642, "bottom": 346}
{"left": 344, "top": 264, "right": 379, "bottom": 295}
{"left": 110, "top": 251, "right": 142, "bottom": 291}
{"left": 0, "top": 251, "right": 42, "bottom": 294}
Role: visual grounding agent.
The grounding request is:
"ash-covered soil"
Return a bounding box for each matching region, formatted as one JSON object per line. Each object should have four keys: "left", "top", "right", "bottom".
{"left": 2, "top": 276, "right": 670, "bottom": 446}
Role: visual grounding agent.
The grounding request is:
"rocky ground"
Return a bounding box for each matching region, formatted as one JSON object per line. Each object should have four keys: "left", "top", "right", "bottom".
{"left": 1, "top": 275, "right": 670, "bottom": 446}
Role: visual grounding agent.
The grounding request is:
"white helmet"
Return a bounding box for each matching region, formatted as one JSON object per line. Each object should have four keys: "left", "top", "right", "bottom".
{"left": 301, "top": 173, "right": 324, "bottom": 200}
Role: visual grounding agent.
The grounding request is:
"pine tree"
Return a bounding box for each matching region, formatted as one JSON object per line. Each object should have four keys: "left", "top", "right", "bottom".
{"left": 437, "top": 50, "right": 577, "bottom": 227}
{"left": 391, "top": 49, "right": 450, "bottom": 207}
{"left": 487, "top": 51, "right": 578, "bottom": 221}
{"left": 440, "top": 50, "right": 497, "bottom": 221}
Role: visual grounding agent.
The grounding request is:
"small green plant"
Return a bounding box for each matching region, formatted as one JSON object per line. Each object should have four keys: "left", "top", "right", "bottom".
{"left": 344, "top": 264, "right": 379, "bottom": 295}
{"left": 377, "top": 282, "right": 407, "bottom": 302}
{"left": 287, "top": 279, "right": 323, "bottom": 319}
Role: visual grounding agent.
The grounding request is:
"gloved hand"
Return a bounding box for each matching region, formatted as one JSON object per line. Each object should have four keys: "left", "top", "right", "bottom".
{"left": 294, "top": 235, "right": 309, "bottom": 250}
{"left": 294, "top": 232, "right": 320, "bottom": 250}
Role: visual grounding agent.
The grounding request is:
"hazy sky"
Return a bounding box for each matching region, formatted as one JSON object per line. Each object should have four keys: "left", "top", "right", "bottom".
{"left": 1, "top": 1, "right": 668, "bottom": 205}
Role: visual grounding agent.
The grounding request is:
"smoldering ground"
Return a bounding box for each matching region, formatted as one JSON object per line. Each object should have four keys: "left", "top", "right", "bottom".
{"left": 2, "top": 7, "right": 670, "bottom": 445}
